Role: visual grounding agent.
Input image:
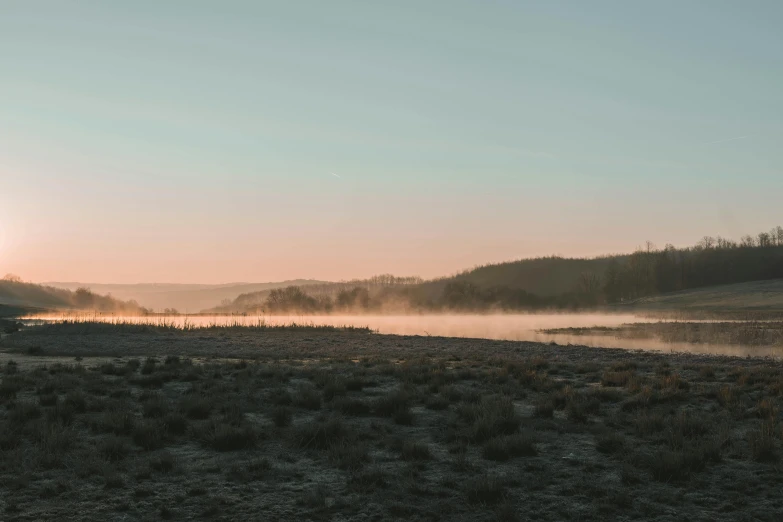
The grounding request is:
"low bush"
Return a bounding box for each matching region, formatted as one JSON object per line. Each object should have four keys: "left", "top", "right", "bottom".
{"left": 293, "top": 386, "right": 322, "bottom": 411}
{"left": 458, "top": 396, "right": 520, "bottom": 443}
{"left": 332, "top": 397, "right": 371, "bottom": 416}
{"left": 133, "top": 419, "right": 165, "bottom": 450}
{"left": 295, "top": 415, "right": 348, "bottom": 450}
{"left": 98, "top": 436, "right": 128, "bottom": 462}
{"left": 465, "top": 474, "right": 506, "bottom": 504}
{"left": 271, "top": 406, "right": 293, "bottom": 427}
{"left": 595, "top": 431, "right": 625, "bottom": 455}
{"left": 163, "top": 412, "right": 188, "bottom": 436}
{"left": 193, "top": 419, "right": 258, "bottom": 451}
{"left": 400, "top": 441, "right": 432, "bottom": 461}
{"left": 748, "top": 420, "right": 778, "bottom": 462}
{"left": 149, "top": 450, "right": 176, "bottom": 472}
{"left": 179, "top": 396, "right": 213, "bottom": 420}
{"left": 482, "top": 433, "right": 536, "bottom": 461}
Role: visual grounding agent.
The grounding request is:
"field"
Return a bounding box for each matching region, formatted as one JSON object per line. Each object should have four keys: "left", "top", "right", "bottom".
{"left": 1, "top": 323, "right": 783, "bottom": 521}
{"left": 623, "top": 279, "right": 783, "bottom": 313}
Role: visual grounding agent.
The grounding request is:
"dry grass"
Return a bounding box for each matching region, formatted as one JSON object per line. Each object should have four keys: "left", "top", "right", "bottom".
{"left": 1, "top": 323, "right": 782, "bottom": 520}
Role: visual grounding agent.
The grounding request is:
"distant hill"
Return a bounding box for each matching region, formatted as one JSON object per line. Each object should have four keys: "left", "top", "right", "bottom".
{"left": 0, "top": 279, "right": 146, "bottom": 314}
{"left": 218, "top": 225, "right": 783, "bottom": 314}
{"left": 419, "top": 256, "right": 624, "bottom": 297}
{"left": 45, "top": 280, "right": 329, "bottom": 313}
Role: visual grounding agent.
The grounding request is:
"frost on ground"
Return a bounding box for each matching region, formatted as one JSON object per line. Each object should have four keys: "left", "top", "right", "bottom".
{"left": 1, "top": 324, "right": 782, "bottom": 521}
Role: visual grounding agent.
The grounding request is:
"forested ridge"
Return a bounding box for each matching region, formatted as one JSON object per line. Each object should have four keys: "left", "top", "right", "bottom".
{"left": 217, "top": 226, "right": 783, "bottom": 313}
{"left": 0, "top": 275, "right": 148, "bottom": 314}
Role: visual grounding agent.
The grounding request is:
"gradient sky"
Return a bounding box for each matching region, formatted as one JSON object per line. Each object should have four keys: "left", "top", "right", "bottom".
{"left": 1, "top": 1, "right": 781, "bottom": 284}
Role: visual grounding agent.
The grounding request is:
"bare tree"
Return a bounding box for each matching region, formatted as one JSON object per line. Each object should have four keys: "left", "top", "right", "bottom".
{"left": 773, "top": 226, "right": 783, "bottom": 246}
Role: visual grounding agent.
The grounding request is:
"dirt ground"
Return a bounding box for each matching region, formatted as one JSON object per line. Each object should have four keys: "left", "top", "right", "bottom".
{"left": 1, "top": 323, "right": 782, "bottom": 521}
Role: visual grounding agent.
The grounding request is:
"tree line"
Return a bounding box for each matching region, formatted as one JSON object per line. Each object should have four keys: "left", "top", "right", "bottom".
{"left": 600, "top": 227, "right": 783, "bottom": 304}
{"left": 0, "top": 275, "right": 148, "bottom": 314}
{"left": 219, "top": 226, "right": 783, "bottom": 314}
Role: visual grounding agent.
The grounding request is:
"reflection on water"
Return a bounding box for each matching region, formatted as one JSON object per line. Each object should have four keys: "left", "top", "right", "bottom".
{"left": 21, "top": 313, "right": 783, "bottom": 358}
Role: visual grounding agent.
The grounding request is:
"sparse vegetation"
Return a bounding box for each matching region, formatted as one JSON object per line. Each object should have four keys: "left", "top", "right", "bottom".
{"left": 1, "top": 323, "right": 782, "bottom": 520}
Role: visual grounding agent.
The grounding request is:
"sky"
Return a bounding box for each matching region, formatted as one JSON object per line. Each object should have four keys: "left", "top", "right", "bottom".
{"left": 1, "top": 1, "right": 781, "bottom": 284}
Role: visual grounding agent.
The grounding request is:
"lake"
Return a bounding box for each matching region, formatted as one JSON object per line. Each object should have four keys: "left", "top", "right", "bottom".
{"left": 21, "top": 312, "right": 783, "bottom": 357}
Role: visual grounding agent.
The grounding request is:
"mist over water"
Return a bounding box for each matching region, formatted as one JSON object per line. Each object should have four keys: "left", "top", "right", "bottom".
{"left": 23, "top": 313, "right": 783, "bottom": 358}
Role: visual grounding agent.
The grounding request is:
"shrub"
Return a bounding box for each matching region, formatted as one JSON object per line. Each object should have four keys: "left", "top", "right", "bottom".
{"left": 295, "top": 416, "right": 348, "bottom": 450}
{"left": 130, "top": 374, "right": 166, "bottom": 389}
{"left": 459, "top": 396, "right": 520, "bottom": 443}
{"left": 393, "top": 407, "right": 414, "bottom": 426}
{"left": 634, "top": 410, "right": 666, "bottom": 436}
{"left": 8, "top": 401, "right": 42, "bottom": 425}
{"left": 35, "top": 423, "right": 76, "bottom": 469}
{"left": 756, "top": 399, "right": 777, "bottom": 420}
{"left": 0, "top": 422, "right": 21, "bottom": 450}
{"left": 104, "top": 471, "right": 125, "bottom": 489}
{"left": 228, "top": 458, "right": 272, "bottom": 482}
{"left": 99, "top": 363, "right": 122, "bottom": 376}
{"left": 465, "top": 474, "right": 506, "bottom": 504}
{"left": 48, "top": 401, "right": 75, "bottom": 426}
{"left": 329, "top": 441, "right": 370, "bottom": 470}
{"left": 163, "top": 413, "right": 188, "bottom": 436}
{"left": 656, "top": 373, "right": 690, "bottom": 391}
{"left": 194, "top": 419, "right": 258, "bottom": 451}
{"left": 142, "top": 395, "right": 170, "bottom": 418}
{"left": 482, "top": 433, "right": 536, "bottom": 461}
{"left": 595, "top": 431, "right": 625, "bottom": 455}
{"left": 98, "top": 436, "right": 128, "bottom": 462}
{"left": 533, "top": 399, "right": 554, "bottom": 418}
{"left": 180, "top": 396, "right": 213, "bottom": 420}
{"left": 149, "top": 450, "right": 176, "bottom": 473}
{"left": 141, "top": 358, "right": 157, "bottom": 375}
{"left": 589, "top": 387, "right": 624, "bottom": 403}
{"left": 716, "top": 386, "right": 735, "bottom": 409}
{"left": 322, "top": 379, "right": 347, "bottom": 402}
{"left": 345, "top": 377, "right": 365, "bottom": 391}
{"left": 271, "top": 406, "right": 293, "bottom": 427}
{"left": 97, "top": 409, "right": 136, "bottom": 435}
{"left": 667, "top": 411, "right": 710, "bottom": 446}
{"left": 748, "top": 421, "right": 778, "bottom": 462}
{"left": 0, "top": 376, "right": 24, "bottom": 400}
{"left": 39, "top": 394, "right": 58, "bottom": 407}
{"left": 373, "top": 389, "right": 411, "bottom": 417}
{"left": 132, "top": 420, "right": 165, "bottom": 450}
{"left": 425, "top": 395, "right": 450, "bottom": 411}
{"left": 401, "top": 441, "right": 431, "bottom": 461}
{"left": 566, "top": 402, "right": 589, "bottom": 423}
{"left": 270, "top": 390, "right": 293, "bottom": 406}
{"left": 641, "top": 437, "right": 724, "bottom": 482}
{"left": 64, "top": 391, "right": 86, "bottom": 413}
{"left": 643, "top": 450, "right": 689, "bottom": 482}
{"left": 293, "top": 387, "right": 322, "bottom": 411}
{"left": 349, "top": 468, "right": 389, "bottom": 493}
{"left": 332, "top": 398, "right": 371, "bottom": 416}
{"left": 601, "top": 371, "right": 634, "bottom": 387}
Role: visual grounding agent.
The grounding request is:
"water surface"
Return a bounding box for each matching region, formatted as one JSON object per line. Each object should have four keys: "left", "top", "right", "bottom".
{"left": 21, "top": 312, "right": 783, "bottom": 357}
